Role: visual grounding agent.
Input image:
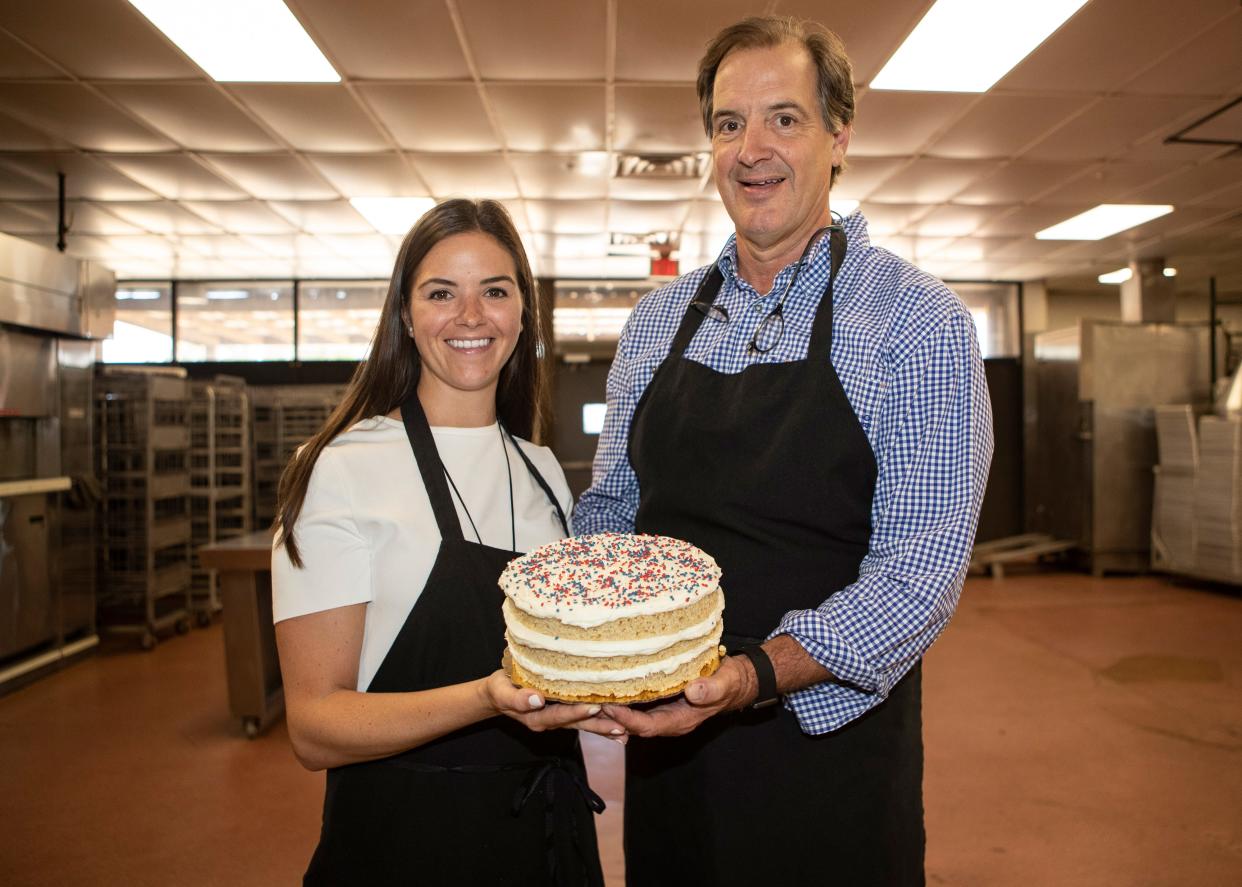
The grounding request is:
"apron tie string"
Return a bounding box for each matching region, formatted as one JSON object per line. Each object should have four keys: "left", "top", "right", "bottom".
{"left": 511, "top": 756, "right": 607, "bottom": 887}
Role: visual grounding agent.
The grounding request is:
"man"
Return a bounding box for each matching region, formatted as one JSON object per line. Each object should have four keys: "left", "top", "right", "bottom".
{"left": 573, "top": 15, "right": 994, "bottom": 886}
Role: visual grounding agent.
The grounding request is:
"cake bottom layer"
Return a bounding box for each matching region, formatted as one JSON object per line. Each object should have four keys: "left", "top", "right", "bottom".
{"left": 507, "top": 644, "right": 725, "bottom": 704}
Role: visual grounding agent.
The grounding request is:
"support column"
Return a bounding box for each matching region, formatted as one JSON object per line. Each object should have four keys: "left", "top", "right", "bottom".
{"left": 1120, "top": 258, "right": 1175, "bottom": 323}
{"left": 1023, "top": 279, "right": 1049, "bottom": 335}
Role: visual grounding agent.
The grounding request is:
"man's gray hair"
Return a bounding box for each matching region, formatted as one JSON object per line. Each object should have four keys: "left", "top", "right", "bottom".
{"left": 696, "top": 16, "right": 855, "bottom": 187}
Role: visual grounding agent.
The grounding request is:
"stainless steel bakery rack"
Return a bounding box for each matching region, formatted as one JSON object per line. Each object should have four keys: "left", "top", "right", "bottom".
{"left": 189, "top": 376, "right": 252, "bottom": 624}
{"left": 95, "top": 367, "right": 193, "bottom": 649}
{"left": 249, "top": 385, "right": 345, "bottom": 529}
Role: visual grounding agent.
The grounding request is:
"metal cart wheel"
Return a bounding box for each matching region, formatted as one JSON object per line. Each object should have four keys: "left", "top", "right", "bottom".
{"left": 195, "top": 611, "right": 213, "bottom": 628}
{"left": 140, "top": 632, "right": 157, "bottom": 651}
{"left": 243, "top": 717, "right": 260, "bottom": 739}
{"left": 175, "top": 617, "right": 192, "bottom": 635}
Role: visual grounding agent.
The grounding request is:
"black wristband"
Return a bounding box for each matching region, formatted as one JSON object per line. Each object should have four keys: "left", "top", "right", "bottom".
{"left": 736, "top": 645, "right": 779, "bottom": 709}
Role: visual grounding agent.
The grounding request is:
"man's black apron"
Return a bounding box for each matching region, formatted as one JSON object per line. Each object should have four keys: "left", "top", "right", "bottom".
{"left": 304, "top": 394, "right": 605, "bottom": 887}
{"left": 625, "top": 233, "right": 925, "bottom": 886}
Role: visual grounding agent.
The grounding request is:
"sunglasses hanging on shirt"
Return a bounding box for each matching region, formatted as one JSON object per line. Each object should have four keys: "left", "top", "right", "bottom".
{"left": 692, "top": 215, "right": 847, "bottom": 354}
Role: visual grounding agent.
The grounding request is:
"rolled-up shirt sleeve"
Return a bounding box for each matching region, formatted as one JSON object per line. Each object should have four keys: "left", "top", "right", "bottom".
{"left": 773, "top": 309, "right": 993, "bottom": 733}
{"left": 271, "top": 447, "right": 373, "bottom": 623}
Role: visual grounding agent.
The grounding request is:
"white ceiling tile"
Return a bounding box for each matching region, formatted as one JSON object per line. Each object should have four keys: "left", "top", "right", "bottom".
{"left": 240, "top": 233, "right": 332, "bottom": 259}
{"left": 868, "top": 158, "right": 1001, "bottom": 204}
{"left": 907, "top": 205, "right": 1009, "bottom": 238}
{"left": 0, "top": 0, "right": 200, "bottom": 79}
{"left": 0, "top": 152, "right": 157, "bottom": 200}
{"left": 293, "top": 0, "right": 470, "bottom": 79}
{"left": 833, "top": 156, "right": 908, "bottom": 201}
{"left": 103, "top": 155, "right": 247, "bottom": 200}
{"left": 997, "top": 0, "right": 1239, "bottom": 94}
{"left": 0, "top": 201, "right": 46, "bottom": 233}
{"left": 101, "top": 234, "right": 181, "bottom": 259}
{"left": 524, "top": 200, "right": 607, "bottom": 234}
{"left": 773, "top": 0, "right": 940, "bottom": 84}
{"left": 488, "top": 85, "right": 606, "bottom": 152}
{"left": 509, "top": 154, "right": 608, "bottom": 200}
{"left": 313, "top": 234, "right": 397, "bottom": 260}
{"left": 0, "top": 84, "right": 175, "bottom": 152}
{"left": 229, "top": 85, "right": 390, "bottom": 152}
{"left": 974, "top": 205, "right": 1095, "bottom": 238}
{"left": 1034, "top": 161, "right": 1192, "bottom": 206}
{"left": 458, "top": 0, "right": 605, "bottom": 80}
{"left": 614, "top": 0, "right": 775, "bottom": 82}
{"left": 615, "top": 86, "right": 708, "bottom": 153}
{"left": 0, "top": 29, "right": 64, "bottom": 78}
{"left": 0, "top": 110, "right": 72, "bottom": 151}
{"left": 20, "top": 201, "right": 145, "bottom": 235}
{"left": 954, "top": 162, "right": 1087, "bottom": 206}
{"left": 104, "top": 201, "right": 222, "bottom": 234}
{"left": 410, "top": 154, "right": 518, "bottom": 199}
{"left": 1020, "top": 96, "right": 1220, "bottom": 163}
{"left": 608, "top": 199, "right": 690, "bottom": 235}
{"left": 926, "top": 95, "right": 1096, "bottom": 160}
{"left": 180, "top": 201, "right": 298, "bottom": 234}
{"left": 199, "top": 155, "right": 339, "bottom": 200}
{"left": 858, "top": 203, "right": 929, "bottom": 235}
{"left": 609, "top": 176, "right": 705, "bottom": 201}
{"left": 529, "top": 232, "right": 609, "bottom": 258}
{"left": 101, "top": 84, "right": 280, "bottom": 152}
{"left": 1122, "top": 15, "right": 1242, "bottom": 97}
{"left": 168, "top": 235, "right": 278, "bottom": 260}
{"left": 850, "top": 92, "right": 976, "bottom": 156}
{"left": 0, "top": 162, "right": 57, "bottom": 199}
{"left": 358, "top": 85, "right": 500, "bottom": 152}
{"left": 307, "top": 154, "right": 430, "bottom": 197}
{"left": 267, "top": 200, "right": 375, "bottom": 234}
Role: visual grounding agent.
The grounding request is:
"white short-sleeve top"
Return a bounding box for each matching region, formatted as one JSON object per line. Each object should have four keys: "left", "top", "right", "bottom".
{"left": 271, "top": 415, "right": 573, "bottom": 691}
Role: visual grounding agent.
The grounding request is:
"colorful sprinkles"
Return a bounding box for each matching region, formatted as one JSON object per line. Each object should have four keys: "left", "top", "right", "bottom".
{"left": 500, "top": 532, "right": 720, "bottom": 613}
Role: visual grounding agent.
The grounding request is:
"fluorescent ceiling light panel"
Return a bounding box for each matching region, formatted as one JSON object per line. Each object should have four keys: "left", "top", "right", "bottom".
{"left": 1097, "top": 268, "right": 1132, "bottom": 285}
{"left": 127, "top": 0, "right": 339, "bottom": 82}
{"left": 206, "top": 289, "right": 250, "bottom": 300}
{"left": 350, "top": 198, "right": 436, "bottom": 235}
{"left": 1163, "top": 267, "right": 1177, "bottom": 277}
{"left": 871, "top": 0, "right": 1089, "bottom": 92}
{"left": 1035, "top": 205, "right": 1174, "bottom": 241}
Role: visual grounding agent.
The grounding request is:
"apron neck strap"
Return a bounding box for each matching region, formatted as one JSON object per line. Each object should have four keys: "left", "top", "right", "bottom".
{"left": 670, "top": 265, "right": 723, "bottom": 356}
{"left": 502, "top": 426, "right": 570, "bottom": 536}
{"left": 400, "top": 391, "right": 466, "bottom": 543}
{"left": 807, "top": 226, "right": 848, "bottom": 358}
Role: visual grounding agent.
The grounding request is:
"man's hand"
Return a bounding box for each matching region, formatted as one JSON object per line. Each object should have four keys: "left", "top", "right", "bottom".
{"left": 602, "top": 654, "right": 757, "bottom": 738}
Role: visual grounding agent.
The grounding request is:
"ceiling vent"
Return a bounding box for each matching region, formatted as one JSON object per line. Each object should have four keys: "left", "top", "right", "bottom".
{"left": 614, "top": 152, "right": 710, "bottom": 179}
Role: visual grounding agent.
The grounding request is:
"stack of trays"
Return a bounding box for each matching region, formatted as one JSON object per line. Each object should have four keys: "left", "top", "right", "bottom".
{"left": 1194, "top": 415, "right": 1242, "bottom": 578}
{"left": 1155, "top": 405, "right": 1198, "bottom": 471}
{"left": 1152, "top": 406, "right": 1198, "bottom": 571}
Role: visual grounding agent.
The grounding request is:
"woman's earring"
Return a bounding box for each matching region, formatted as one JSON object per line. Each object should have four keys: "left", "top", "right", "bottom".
{"left": 535, "top": 339, "right": 546, "bottom": 360}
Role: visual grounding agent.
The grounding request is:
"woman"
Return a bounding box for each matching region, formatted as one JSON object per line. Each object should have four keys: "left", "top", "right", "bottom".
{"left": 272, "top": 199, "right": 612, "bottom": 886}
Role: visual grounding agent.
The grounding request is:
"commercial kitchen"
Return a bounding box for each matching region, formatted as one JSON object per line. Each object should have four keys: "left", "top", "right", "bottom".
{"left": 1, "top": 1, "right": 1240, "bottom": 884}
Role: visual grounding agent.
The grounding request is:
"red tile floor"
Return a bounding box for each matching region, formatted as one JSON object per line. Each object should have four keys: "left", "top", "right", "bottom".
{"left": 1, "top": 571, "right": 1240, "bottom": 885}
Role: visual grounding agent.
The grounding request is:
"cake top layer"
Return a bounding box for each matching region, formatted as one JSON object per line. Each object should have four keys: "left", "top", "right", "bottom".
{"left": 499, "top": 532, "right": 721, "bottom": 628}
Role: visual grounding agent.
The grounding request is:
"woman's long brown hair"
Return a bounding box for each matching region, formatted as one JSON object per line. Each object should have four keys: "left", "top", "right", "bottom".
{"left": 274, "top": 199, "right": 545, "bottom": 567}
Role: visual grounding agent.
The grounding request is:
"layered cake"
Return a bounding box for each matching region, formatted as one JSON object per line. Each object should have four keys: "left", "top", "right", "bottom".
{"left": 499, "top": 532, "right": 726, "bottom": 703}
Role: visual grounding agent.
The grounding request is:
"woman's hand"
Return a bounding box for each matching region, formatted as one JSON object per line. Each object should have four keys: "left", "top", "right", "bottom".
{"left": 483, "top": 671, "right": 628, "bottom": 743}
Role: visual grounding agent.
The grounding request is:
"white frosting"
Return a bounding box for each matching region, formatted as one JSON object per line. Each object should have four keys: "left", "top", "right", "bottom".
{"left": 509, "top": 624, "right": 724, "bottom": 682}
{"left": 503, "top": 596, "right": 725, "bottom": 657}
{"left": 499, "top": 532, "right": 722, "bottom": 628}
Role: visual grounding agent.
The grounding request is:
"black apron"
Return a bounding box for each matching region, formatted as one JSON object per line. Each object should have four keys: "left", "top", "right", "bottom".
{"left": 625, "top": 231, "right": 925, "bottom": 886}
{"left": 304, "top": 394, "right": 606, "bottom": 887}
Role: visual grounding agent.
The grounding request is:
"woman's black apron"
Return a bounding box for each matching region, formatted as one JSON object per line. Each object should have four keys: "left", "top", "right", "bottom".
{"left": 625, "top": 232, "right": 925, "bottom": 886}
{"left": 304, "top": 394, "right": 605, "bottom": 887}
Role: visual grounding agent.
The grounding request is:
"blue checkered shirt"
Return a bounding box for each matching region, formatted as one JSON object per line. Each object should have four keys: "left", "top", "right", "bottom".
{"left": 574, "top": 211, "right": 994, "bottom": 734}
